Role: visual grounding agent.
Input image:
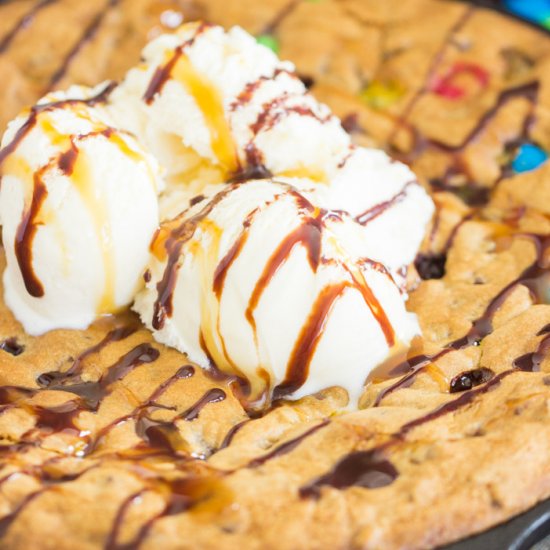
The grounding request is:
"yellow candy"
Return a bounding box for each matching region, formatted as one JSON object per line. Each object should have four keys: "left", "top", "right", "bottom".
{"left": 360, "top": 80, "right": 406, "bottom": 110}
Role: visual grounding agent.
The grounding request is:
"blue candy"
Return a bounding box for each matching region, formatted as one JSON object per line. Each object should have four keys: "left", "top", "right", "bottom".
{"left": 504, "top": 0, "right": 550, "bottom": 24}
{"left": 512, "top": 143, "right": 548, "bottom": 173}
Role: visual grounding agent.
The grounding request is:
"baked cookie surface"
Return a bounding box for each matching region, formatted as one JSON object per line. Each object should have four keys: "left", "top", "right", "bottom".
{"left": 0, "top": 1, "right": 550, "bottom": 549}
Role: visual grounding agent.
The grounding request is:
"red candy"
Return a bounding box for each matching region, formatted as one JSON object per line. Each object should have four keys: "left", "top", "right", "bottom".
{"left": 430, "top": 62, "right": 490, "bottom": 99}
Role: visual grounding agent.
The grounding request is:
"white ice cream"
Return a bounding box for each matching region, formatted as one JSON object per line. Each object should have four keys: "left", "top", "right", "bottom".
{"left": 0, "top": 84, "right": 163, "bottom": 335}
{"left": 108, "top": 23, "right": 349, "bottom": 190}
{"left": 134, "top": 180, "right": 420, "bottom": 405}
{"left": 109, "top": 23, "right": 434, "bottom": 276}
{"left": 0, "top": 24, "right": 435, "bottom": 407}
{"left": 290, "top": 147, "right": 435, "bottom": 275}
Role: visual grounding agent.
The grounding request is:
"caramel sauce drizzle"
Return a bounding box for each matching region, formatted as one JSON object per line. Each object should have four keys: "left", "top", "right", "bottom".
{"left": 2, "top": 6, "right": 549, "bottom": 544}
{"left": 143, "top": 23, "right": 238, "bottom": 175}
{"left": 0, "top": 82, "right": 116, "bottom": 166}
{"left": 153, "top": 184, "right": 396, "bottom": 401}
{"left": 152, "top": 186, "right": 235, "bottom": 330}
{"left": 0, "top": 83, "right": 157, "bottom": 312}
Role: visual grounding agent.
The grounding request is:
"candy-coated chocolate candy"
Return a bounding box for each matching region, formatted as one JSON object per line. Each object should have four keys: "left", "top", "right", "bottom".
{"left": 504, "top": 0, "right": 550, "bottom": 24}
{"left": 512, "top": 143, "right": 548, "bottom": 173}
{"left": 360, "top": 80, "right": 406, "bottom": 110}
{"left": 431, "top": 62, "right": 490, "bottom": 100}
{"left": 256, "top": 34, "right": 279, "bottom": 54}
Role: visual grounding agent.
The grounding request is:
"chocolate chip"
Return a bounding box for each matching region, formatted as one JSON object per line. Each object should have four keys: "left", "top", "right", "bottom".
{"left": 0, "top": 338, "right": 24, "bottom": 356}
{"left": 415, "top": 253, "right": 446, "bottom": 280}
{"left": 450, "top": 368, "right": 494, "bottom": 393}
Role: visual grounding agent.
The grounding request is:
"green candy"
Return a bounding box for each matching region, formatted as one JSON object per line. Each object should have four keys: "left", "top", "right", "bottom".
{"left": 256, "top": 34, "right": 280, "bottom": 54}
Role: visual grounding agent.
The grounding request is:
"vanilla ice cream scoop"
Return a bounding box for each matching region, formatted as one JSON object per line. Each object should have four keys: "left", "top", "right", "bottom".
{"left": 0, "top": 84, "right": 163, "bottom": 335}
{"left": 108, "top": 23, "right": 350, "bottom": 192}
{"left": 133, "top": 179, "right": 419, "bottom": 405}
{"left": 289, "top": 147, "right": 435, "bottom": 275}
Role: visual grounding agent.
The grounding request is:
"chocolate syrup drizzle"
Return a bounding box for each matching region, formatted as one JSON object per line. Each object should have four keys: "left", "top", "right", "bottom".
{"left": 1, "top": 4, "right": 549, "bottom": 545}
{"left": 13, "top": 168, "right": 48, "bottom": 296}
{"left": 355, "top": 180, "right": 416, "bottom": 225}
{"left": 46, "top": 0, "right": 120, "bottom": 91}
{"left": 374, "top": 233, "right": 550, "bottom": 406}
{"left": 388, "top": 5, "right": 475, "bottom": 145}
{"left": 0, "top": 81, "right": 116, "bottom": 295}
{"left": 247, "top": 420, "right": 329, "bottom": 468}
{"left": 0, "top": 80, "right": 116, "bottom": 165}
{"left": 300, "top": 365, "right": 522, "bottom": 499}
{"left": 37, "top": 324, "right": 136, "bottom": 387}
{"left": 143, "top": 22, "right": 212, "bottom": 104}
{"left": 0, "top": 0, "right": 55, "bottom": 54}
{"left": 152, "top": 183, "right": 396, "bottom": 401}
{"left": 260, "top": 0, "right": 301, "bottom": 35}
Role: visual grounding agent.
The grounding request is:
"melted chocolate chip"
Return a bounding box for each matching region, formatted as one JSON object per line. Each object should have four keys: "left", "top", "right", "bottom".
{"left": 543, "top": 375, "right": 550, "bottom": 386}
{"left": 0, "top": 338, "right": 24, "bottom": 356}
{"left": 450, "top": 367, "right": 494, "bottom": 393}
{"left": 415, "top": 253, "right": 446, "bottom": 280}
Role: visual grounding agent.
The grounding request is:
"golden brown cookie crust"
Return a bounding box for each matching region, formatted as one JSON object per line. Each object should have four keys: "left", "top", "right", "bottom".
{"left": 1, "top": 1, "right": 550, "bottom": 549}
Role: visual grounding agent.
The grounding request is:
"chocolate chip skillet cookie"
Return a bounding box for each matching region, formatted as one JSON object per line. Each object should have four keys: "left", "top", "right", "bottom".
{"left": 0, "top": 1, "right": 549, "bottom": 549}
